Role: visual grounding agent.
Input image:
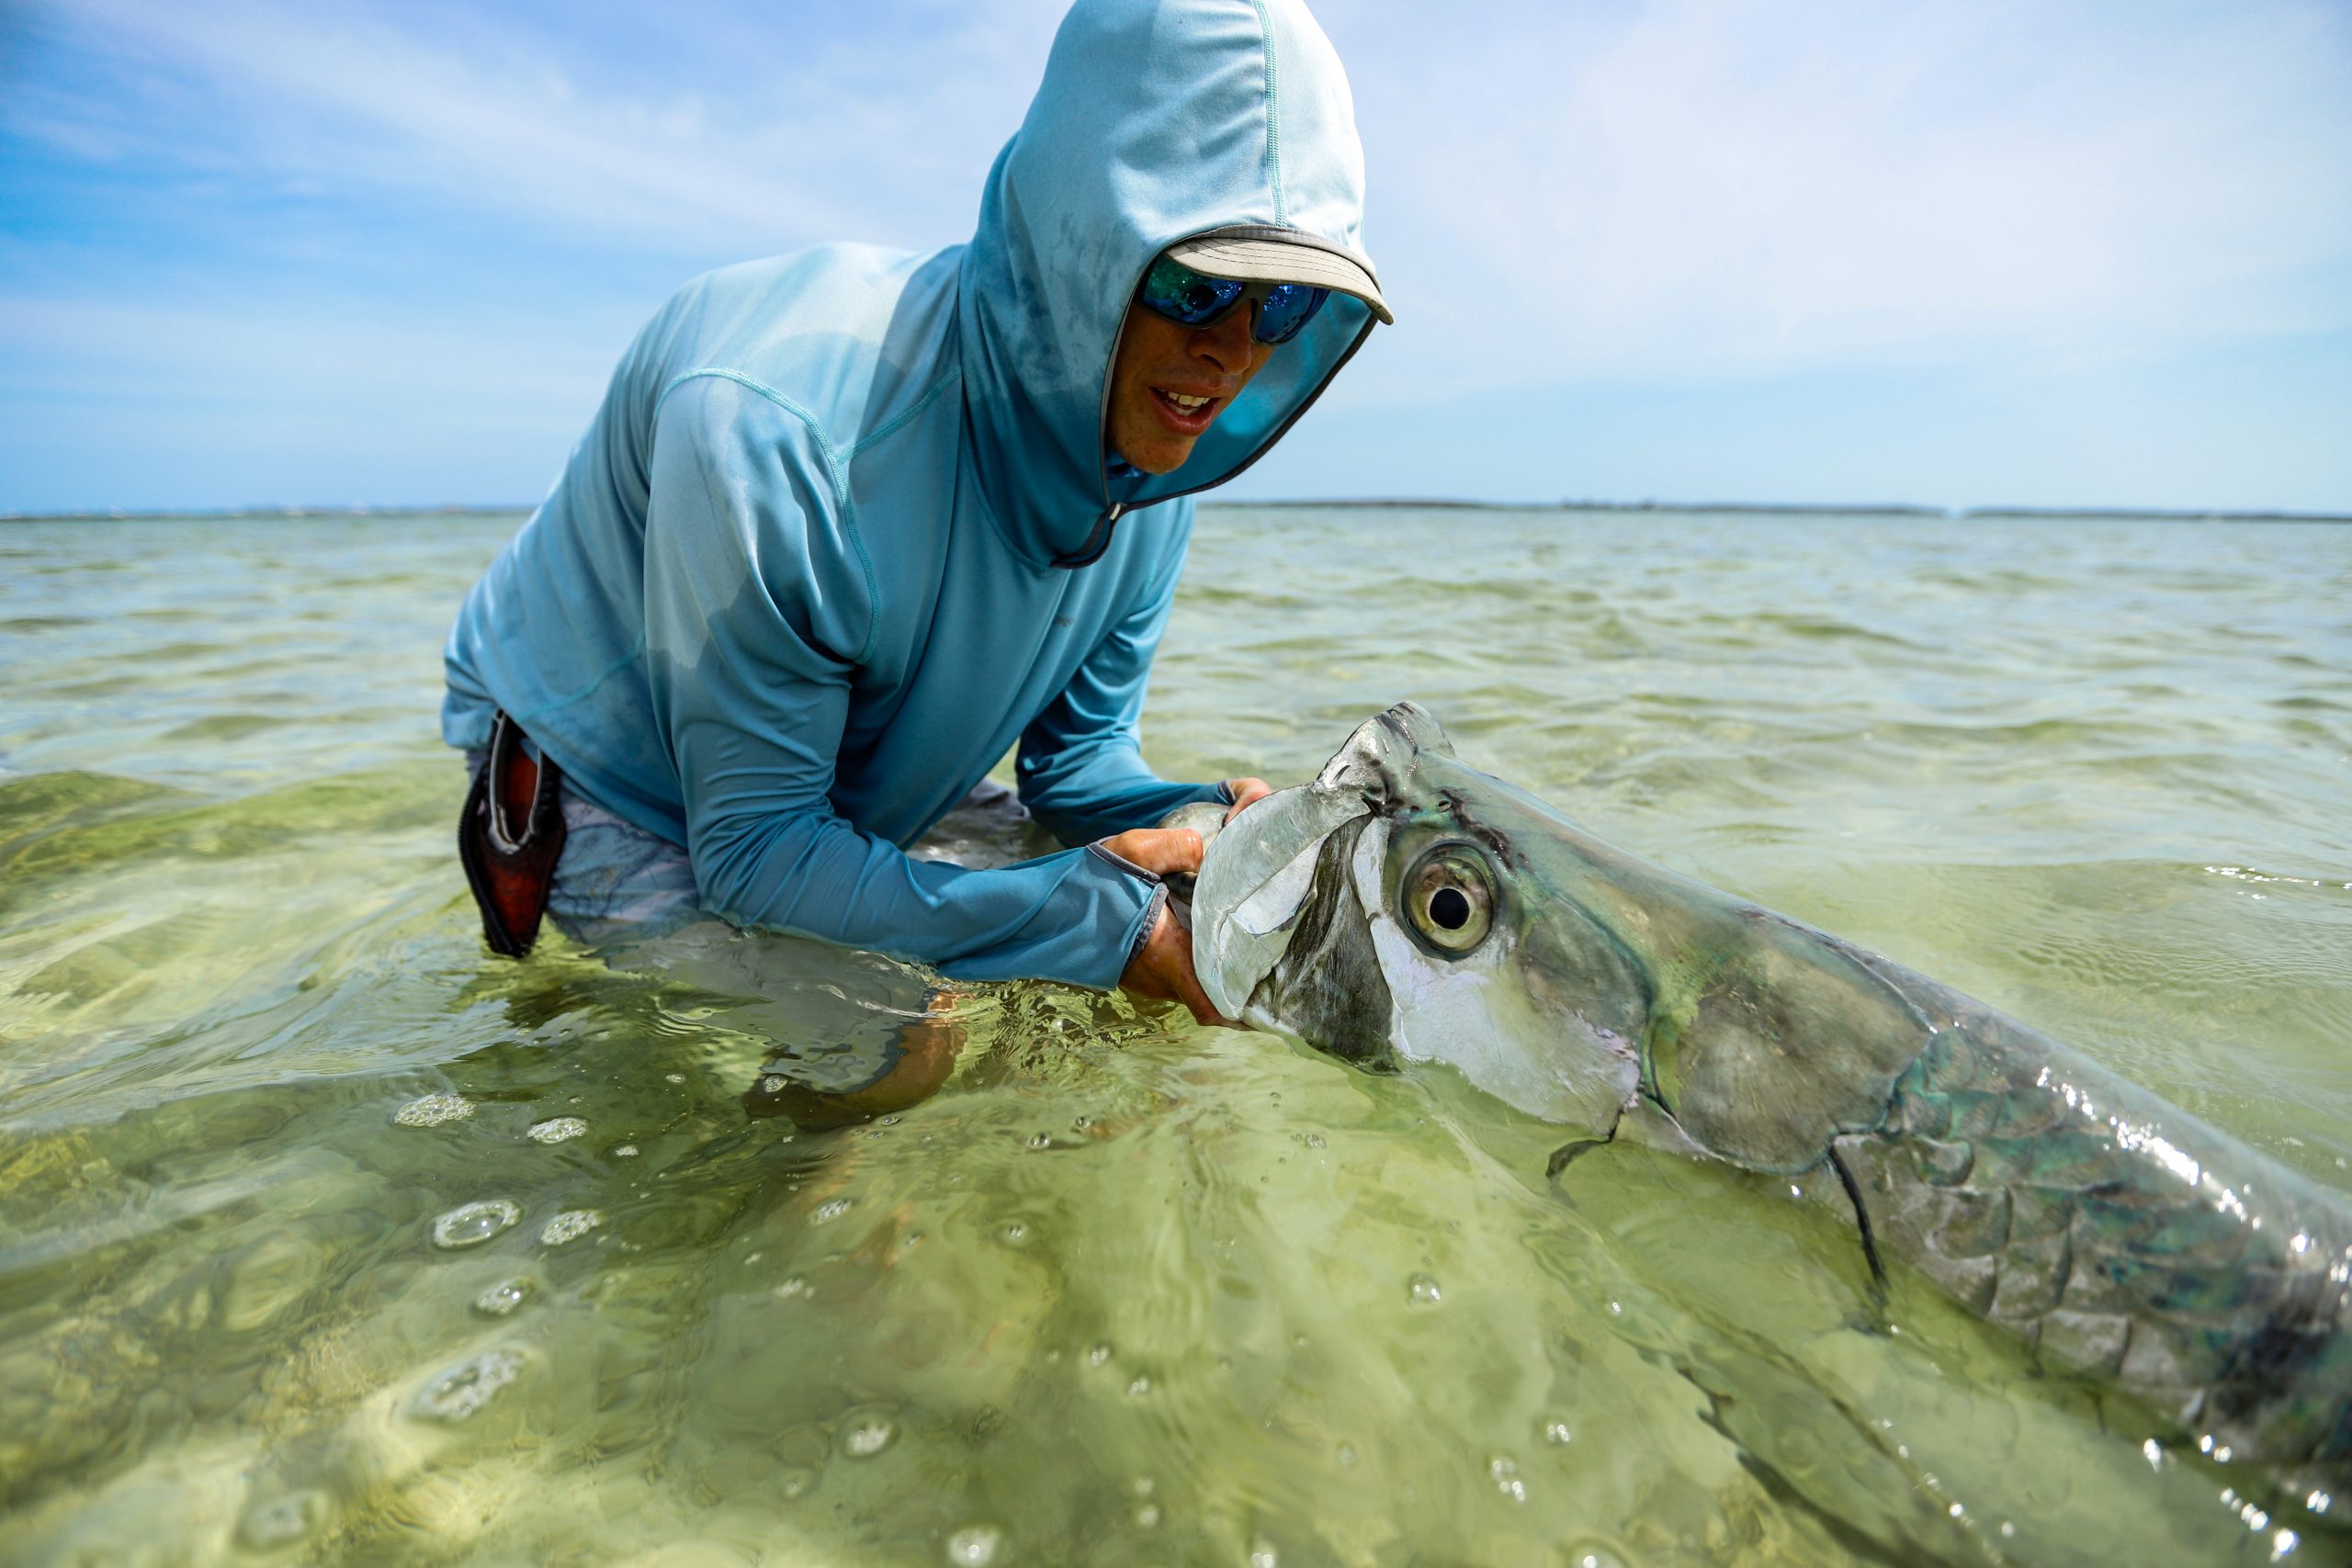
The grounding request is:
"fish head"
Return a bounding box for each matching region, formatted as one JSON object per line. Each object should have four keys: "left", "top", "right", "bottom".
{"left": 1193, "top": 703, "right": 1648, "bottom": 1135}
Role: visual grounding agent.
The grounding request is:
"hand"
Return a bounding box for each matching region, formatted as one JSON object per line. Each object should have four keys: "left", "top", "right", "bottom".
{"left": 1100, "top": 826, "right": 1226, "bottom": 1026}
{"left": 743, "top": 991, "right": 967, "bottom": 1130}
{"left": 1222, "top": 777, "right": 1272, "bottom": 821}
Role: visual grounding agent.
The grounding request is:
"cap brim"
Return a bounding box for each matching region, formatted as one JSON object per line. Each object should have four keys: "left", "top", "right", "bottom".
{"left": 1164, "top": 235, "right": 1393, "bottom": 325}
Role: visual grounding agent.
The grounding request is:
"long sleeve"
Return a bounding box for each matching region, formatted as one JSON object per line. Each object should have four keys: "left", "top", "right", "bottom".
{"left": 643, "top": 377, "right": 1161, "bottom": 990}
{"left": 1013, "top": 522, "right": 1226, "bottom": 844}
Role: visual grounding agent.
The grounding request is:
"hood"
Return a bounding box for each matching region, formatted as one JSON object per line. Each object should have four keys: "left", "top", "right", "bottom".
{"left": 958, "top": 0, "right": 1384, "bottom": 568}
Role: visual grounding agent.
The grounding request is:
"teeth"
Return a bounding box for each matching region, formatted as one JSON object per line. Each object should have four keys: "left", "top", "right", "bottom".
{"left": 1163, "top": 391, "right": 1212, "bottom": 412}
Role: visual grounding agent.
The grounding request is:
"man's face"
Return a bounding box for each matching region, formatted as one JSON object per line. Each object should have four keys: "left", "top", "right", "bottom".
{"left": 1104, "top": 297, "right": 1275, "bottom": 475}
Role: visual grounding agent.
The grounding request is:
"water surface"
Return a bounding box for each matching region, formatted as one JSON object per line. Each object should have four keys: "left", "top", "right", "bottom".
{"left": 2, "top": 507, "right": 2348, "bottom": 1565}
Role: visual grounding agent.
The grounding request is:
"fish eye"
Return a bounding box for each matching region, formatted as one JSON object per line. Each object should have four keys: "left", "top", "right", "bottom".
{"left": 1401, "top": 845, "right": 1495, "bottom": 956}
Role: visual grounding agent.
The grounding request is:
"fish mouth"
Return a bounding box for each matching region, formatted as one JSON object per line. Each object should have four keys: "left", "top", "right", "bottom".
{"left": 1192, "top": 703, "right": 1448, "bottom": 1031}
{"left": 1191, "top": 781, "right": 1366, "bottom": 1022}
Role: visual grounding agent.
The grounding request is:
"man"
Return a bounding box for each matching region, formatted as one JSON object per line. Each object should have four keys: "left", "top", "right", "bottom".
{"left": 444, "top": 0, "right": 1389, "bottom": 1025}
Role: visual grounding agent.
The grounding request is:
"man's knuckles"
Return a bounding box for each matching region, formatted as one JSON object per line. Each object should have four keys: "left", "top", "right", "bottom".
{"left": 1099, "top": 827, "right": 1203, "bottom": 876}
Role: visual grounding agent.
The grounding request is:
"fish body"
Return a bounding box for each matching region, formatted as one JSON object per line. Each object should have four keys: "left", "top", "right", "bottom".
{"left": 1187, "top": 703, "right": 2352, "bottom": 1486}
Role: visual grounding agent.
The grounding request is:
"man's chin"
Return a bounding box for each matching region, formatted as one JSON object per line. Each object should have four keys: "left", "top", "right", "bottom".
{"left": 1121, "top": 437, "right": 1197, "bottom": 476}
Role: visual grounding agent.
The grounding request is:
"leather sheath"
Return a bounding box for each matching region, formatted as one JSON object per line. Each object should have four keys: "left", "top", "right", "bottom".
{"left": 458, "top": 711, "right": 567, "bottom": 957}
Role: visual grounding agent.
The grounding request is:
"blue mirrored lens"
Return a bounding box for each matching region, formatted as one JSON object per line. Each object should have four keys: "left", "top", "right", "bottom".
{"left": 1136, "top": 258, "right": 1333, "bottom": 344}
{"left": 1252, "top": 284, "right": 1330, "bottom": 345}
{"left": 1140, "top": 257, "right": 1246, "bottom": 326}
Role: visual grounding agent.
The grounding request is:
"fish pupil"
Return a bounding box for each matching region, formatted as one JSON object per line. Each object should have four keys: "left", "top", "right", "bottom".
{"left": 1430, "top": 886, "right": 1472, "bottom": 930}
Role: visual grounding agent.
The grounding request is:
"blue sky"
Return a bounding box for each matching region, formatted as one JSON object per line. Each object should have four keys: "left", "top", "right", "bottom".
{"left": 3, "top": 0, "right": 2347, "bottom": 513}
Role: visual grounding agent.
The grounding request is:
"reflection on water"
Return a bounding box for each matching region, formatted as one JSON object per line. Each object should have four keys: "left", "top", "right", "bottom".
{"left": 1, "top": 509, "right": 2347, "bottom": 1564}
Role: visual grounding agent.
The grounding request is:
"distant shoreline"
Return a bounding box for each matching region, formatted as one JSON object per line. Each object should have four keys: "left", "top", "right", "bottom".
{"left": 5, "top": 499, "right": 2346, "bottom": 525}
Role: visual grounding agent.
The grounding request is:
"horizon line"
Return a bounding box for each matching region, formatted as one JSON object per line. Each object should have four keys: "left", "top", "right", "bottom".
{"left": 3, "top": 498, "right": 2347, "bottom": 525}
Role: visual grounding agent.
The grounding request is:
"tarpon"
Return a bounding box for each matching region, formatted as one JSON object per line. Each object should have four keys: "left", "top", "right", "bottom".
{"left": 1183, "top": 703, "right": 2352, "bottom": 1490}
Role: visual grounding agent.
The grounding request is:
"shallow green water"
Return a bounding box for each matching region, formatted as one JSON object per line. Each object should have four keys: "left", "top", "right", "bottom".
{"left": 2, "top": 507, "right": 2347, "bottom": 1566}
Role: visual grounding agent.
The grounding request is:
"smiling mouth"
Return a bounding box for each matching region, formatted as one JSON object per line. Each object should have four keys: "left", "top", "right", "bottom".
{"left": 1150, "top": 386, "right": 1223, "bottom": 434}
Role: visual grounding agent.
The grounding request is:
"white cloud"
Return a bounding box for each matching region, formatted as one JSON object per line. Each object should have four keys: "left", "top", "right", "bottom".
{"left": 17, "top": 0, "right": 2346, "bottom": 387}
{"left": 11, "top": 0, "right": 1069, "bottom": 254}
{"left": 1321, "top": 0, "right": 2352, "bottom": 393}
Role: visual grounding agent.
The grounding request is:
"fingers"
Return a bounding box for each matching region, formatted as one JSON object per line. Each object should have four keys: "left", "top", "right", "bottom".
{"left": 1171, "top": 960, "right": 1224, "bottom": 1027}
{"left": 1222, "top": 777, "right": 1272, "bottom": 822}
{"left": 1117, "top": 906, "right": 1230, "bottom": 1028}
{"left": 1098, "top": 826, "right": 1204, "bottom": 877}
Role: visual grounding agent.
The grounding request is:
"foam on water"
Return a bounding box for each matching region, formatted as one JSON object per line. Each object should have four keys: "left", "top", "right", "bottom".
{"left": 394, "top": 1092, "right": 474, "bottom": 1127}
{"left": 472, "top": 1279, "right": 534, "bottom": 1316}
{"left": 409, "top": 1349, "right": 526, "bottom": 1423}
{"left": 431, "top": 1200, "right": 522, "bottom": 1249}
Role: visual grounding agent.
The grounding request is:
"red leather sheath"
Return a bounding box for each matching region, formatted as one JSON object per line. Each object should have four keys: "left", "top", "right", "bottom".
{"left": 458, "top": 711, "right": 567, "bottom": 958}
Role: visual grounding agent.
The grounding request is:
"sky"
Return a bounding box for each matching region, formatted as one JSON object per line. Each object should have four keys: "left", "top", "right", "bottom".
{"left": 2, "top": 0, "right": 2348, "bottom": 514}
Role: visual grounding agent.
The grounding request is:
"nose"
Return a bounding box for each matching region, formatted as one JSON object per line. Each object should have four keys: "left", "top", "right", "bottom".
{"left": 1190, "top": 304, "right": 1260, "bottom": 376}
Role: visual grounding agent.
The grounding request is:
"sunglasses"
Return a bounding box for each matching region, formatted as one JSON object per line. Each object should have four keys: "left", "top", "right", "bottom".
{"left": 1135, "top": 254, "right": 1331, "bottom": 346}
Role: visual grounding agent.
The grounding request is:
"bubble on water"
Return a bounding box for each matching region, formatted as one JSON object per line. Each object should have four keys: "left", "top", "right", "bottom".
{"left": 1126, "top": 1374, "right": 1151, "bottom": 1397}
{"left": 526, "top": 1117, "right": 587, "bottom": 1145}
{"left": 840, "top": 1409, "right": 897, "bottom": 1459}
{"left": 1249, "top": 1541, "right": 1278, "bottom": 1568}
{"left": 664, "top": 1073, "right": 686, "bottom": 1084}
{"left": 759, "top": 1075, "right": 788, "bottom": 1095}
{"left": 1027, "top": 1133, "right": 1054, "bottom": 1149}
{"left": 1088, "top": 1342, "right": 1114, "bottom": 1366}
{"left": 1407, "top": 1273, "right": 1442, "bottom": 1306}
{"left": 944, "top": 1524, "right": 1004, "bottom": 1564}
{"left": 612, "top": 1145, "right": 639, "bottom": 1157}
{"left": 539, "top": 1209, "right": 603, "bottom": 1246}
{"left": 877, "top": 1113, "right": 902, "bottom": 1126}
{"left": 1336, "top": 1442, "right": 1357, "bottom": 1471}
{"left": 409, "top": 1348, "right": 525, "bottom": 1422}
{"left": 1132, "top": 1474, "right": 1155, "bottom": 1497}
{"left": 1569, "top": 1548, "right": 1628, "bottom": 1568}
{"left": 239, "top": 1490, "right": 328, "bottom": 1548}
{"left": 902, "top": 1231, "right": 925, "bottom": 1250}
{"left": 1489, "top": 1454, "right": 1527, "bottom": 1503}
{"left": 774, "top": 1277, "right": 812, "bottom": 1301}
{"left": 1136, "top": 1503, "right": 1161, "bottom": 1528}
{"left": 431, "top": 1199, "right": 522, "bottom": 1249}
{"left": 778, "top": 1467, "right": 817, "bottom": 1500}
{"left": 1305, "top": 1133, "right": 1326, "bottom": 1149}
{"left": 1001, "top": 1222, "right": 1029, "bottom": 1245}
{"left": 1543, "top": 1419, "right": 1573, "bottom": 1446}
{"left": 394, "top": 1092, "right": 474, "bottom": 1127}
{"left": 472, "top": 1278, "right": 534, "bottom": 1316}
{"left": 812, "top": 1198, "right": 854, "bottom": 1224}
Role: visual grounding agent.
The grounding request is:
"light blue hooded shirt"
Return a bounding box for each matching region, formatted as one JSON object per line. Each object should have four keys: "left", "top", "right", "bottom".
{"left": 442, "top": 0, "right": 1382, "bottom": 990}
